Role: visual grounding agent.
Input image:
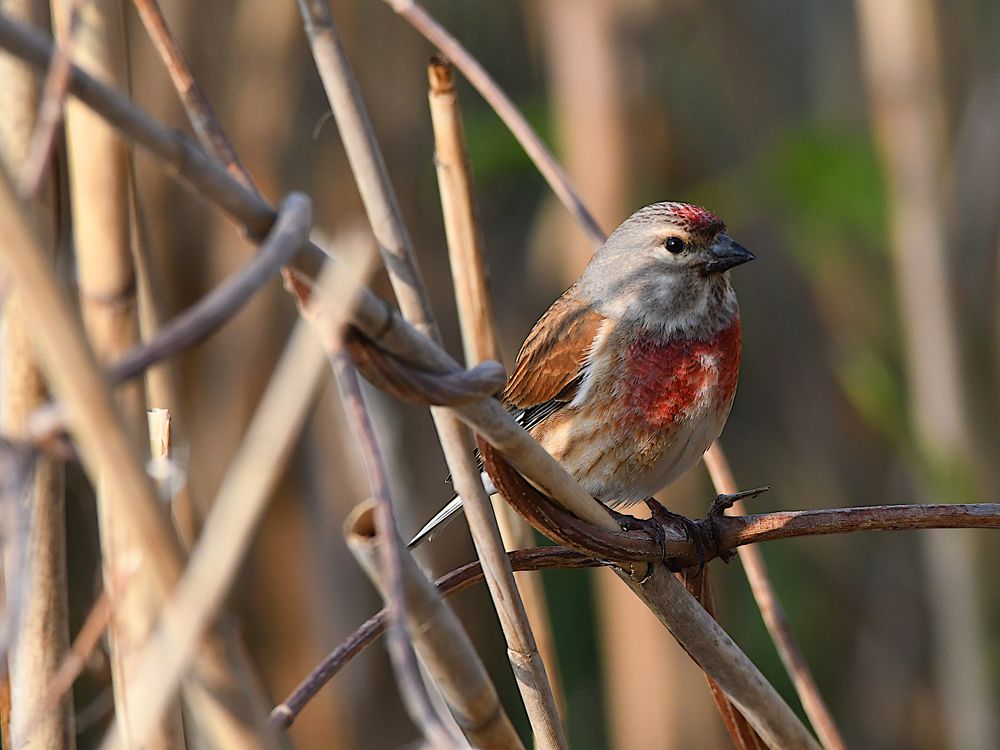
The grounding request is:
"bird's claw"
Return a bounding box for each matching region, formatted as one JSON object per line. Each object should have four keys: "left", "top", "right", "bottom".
{"left": 644, "top": 499, "right": 708, "bottom": 574}
{"left": 608, "top": 506, "right": 670, "bottom": 571}
{"left": 707, "top": 485, "right": 770, "bottom": 562}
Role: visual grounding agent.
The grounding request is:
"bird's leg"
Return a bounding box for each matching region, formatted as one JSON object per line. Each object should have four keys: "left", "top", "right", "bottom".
{"left": 706, "top": 485, "right": 770, "bottom": 562}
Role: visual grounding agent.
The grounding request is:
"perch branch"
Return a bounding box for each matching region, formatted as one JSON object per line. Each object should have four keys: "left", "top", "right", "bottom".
{"left": 705, "top": 445, "right": 846, "bottom": 750}
{"left": 275, "top": 496, "right": 1000, "bottom": 727}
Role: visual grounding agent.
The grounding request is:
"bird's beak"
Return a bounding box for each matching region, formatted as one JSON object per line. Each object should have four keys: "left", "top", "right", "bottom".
{"left": 706, "top": 233, "right": 755, "bottom": 273}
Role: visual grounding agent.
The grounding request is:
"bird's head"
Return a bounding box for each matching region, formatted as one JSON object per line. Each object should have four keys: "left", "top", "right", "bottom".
{"left": 581, "top": 202, "right": 754, "bottom": 333}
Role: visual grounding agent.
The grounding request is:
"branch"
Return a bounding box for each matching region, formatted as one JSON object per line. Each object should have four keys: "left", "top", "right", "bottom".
{"left": 704, "top": 445, "right": 846, "bottom": 750}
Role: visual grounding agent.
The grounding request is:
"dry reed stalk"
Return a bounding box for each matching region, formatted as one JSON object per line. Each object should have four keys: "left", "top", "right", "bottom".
{"left": 854, "top": 1, "right": 998, "bottom": 747}
{"left": 0, "top": 1, "right": 73, "bottom": 746}
{"left": 704, "top": 446, "right": 846, "bottom": 750}
{"left": 0, "top": 168, "right": 282, "bottom": 749}
{"left": 345, "top": 501, "right": 522, "bottom": 749}
{"left": 92, "top": 194, "right": 315, "bottom": 750}
{"left": 427, "top": 57, "right": 566, "bottom": 719}
{"left": 614, "top": 565, "right": 820, "bottom": 749}
{"left": 294, "top": 3, "right": 567, "bottom": 746}
{"left": 51, "top": 0, "right": 184, "bottom": 744}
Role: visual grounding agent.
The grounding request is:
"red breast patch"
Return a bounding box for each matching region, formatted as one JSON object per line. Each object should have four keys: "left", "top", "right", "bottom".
{"left": 622, "top": 320, "right": 741, "bottom": 429}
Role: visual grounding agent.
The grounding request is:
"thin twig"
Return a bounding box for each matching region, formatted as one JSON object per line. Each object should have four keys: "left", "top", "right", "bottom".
{"left": 96, "top": 194, "right": 315, "bottom": 750}
{"left": 272, "top": 546, "right": 596, "bottom": 729}
{"left": 704, "top": 445, "right": 846, "bottom": 750}
{"left": 335, "top": 384, "right": 469, "bottom": 748}
{"left": 109, "top": 217, "right": 306, "bottom": 383}
{"left": 381, "top": 0, "right": 605, "bottom": 248}
{"left": 128, "top": 0, "right": 253, "bottom": 189}
{"left": 41, "top": 588, "right": 113, "bottom": 724}
{"left": 295, "top": 3, "right": 567, "bottom": 746}
{"left": 16, "top": 0, "right": 83, "bottom": 197}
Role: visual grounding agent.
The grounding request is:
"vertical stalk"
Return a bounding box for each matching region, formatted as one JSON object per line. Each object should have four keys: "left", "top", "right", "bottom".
{"left": 53, "top": 0, "right": 184, "bottom": 744}
{"left": 427, "top": 58, "right": 568, "bottom": 722}
{"left": 0, "top": 1, "right": 72, "bottom": 747}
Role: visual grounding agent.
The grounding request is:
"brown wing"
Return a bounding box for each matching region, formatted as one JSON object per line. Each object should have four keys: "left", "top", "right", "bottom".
{"left": 503, "top": 286, "right": 607, "bottom": 412}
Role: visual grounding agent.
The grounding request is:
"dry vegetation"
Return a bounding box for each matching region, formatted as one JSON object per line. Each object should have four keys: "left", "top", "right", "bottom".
{"left": 0, "top": 1, "right": 998, "bottom": 749}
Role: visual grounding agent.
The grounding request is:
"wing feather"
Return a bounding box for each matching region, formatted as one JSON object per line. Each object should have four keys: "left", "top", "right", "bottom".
{"left": 502, "top": 286, "right": 606, "bottom": 414}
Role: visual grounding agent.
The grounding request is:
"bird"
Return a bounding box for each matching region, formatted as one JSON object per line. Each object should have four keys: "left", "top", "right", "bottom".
{"left": 408, "top": 201, "right": 753, "bottom": 548}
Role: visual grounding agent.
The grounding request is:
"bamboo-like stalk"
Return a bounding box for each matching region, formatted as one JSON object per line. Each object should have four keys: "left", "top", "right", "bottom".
{"left": 51, "top": 0, "right": 184, "bottom": 744}
{"left": 427, "top": 57, "right": 567, "bottom": 721}
{"left": 294, "top": 3, "right": 567, "bottom": 746}
{"left": 854, "top": 2, "right": 998, "bottom": 747}
{"left": 704, "top": 446, "right": 846, "bottom": 750}
{"left": 0, "top": 1, "right": 73, "bottom": 746}
{"left": 345, "top": 501, "right": 522, "bottom": 749}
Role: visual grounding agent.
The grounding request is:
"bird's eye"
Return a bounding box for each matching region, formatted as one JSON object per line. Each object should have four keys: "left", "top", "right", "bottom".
{"left": 665, "top": 236, "right": 685, "bottom": 254}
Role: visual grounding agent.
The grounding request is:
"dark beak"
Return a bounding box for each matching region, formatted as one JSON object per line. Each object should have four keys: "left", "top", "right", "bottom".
{"left": 706, "top": 233, "right": 755, "bottom": 273}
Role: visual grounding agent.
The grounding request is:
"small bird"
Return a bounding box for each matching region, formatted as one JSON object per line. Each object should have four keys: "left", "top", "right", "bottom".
{"left": 409, "top": 201, "right": 753, "bottom": 547}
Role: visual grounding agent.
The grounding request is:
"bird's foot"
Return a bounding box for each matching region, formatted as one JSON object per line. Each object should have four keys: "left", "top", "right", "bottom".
{"left": 706, "top": 485, "right": 770, "bottom": 562}
{"left": 607, "top": 506, "right": 671, "bottom": 570}
{"left": 644, "top": 499, "right": 707, "bottom": 574}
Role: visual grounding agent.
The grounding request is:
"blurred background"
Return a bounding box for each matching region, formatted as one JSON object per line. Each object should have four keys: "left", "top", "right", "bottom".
{"left": 33, "top": 0, "right": 1000, "bottom": 747}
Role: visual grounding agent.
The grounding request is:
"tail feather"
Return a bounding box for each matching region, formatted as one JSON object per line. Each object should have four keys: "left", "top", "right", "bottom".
{"left": 408, "top": 471, "right": 497, "bottom": 549}
{"left": 407, "top": 495, "right": 465, "bottom": 548}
